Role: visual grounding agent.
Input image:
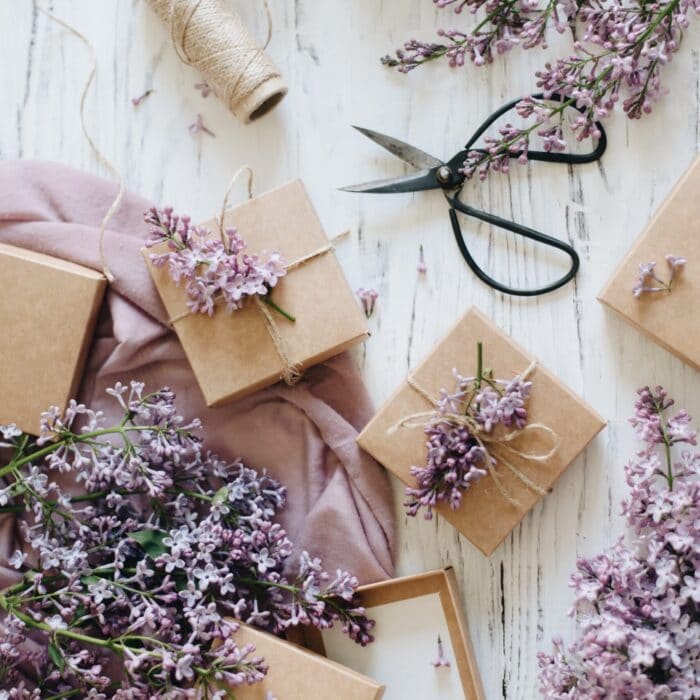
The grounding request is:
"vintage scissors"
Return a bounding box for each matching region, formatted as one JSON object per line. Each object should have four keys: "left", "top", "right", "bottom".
{"left": 341, "top": 94, "right": 607, "bottom": 297}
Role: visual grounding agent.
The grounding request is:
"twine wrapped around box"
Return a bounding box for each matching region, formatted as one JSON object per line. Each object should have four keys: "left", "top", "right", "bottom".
{"left": 389, "top": 363, "right": 559, "bottom": 507}
{"left": 168, "top": 240, "right": 337, "bottom": 386}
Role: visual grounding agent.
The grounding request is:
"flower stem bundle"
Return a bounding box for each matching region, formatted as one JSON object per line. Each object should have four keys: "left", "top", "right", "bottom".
{"left": 538, "top": 386, "right": 700, "bottom": 697}
{"left": 0, "top": 383, "right": 373, "bottom": 697}
{"left": 384, "top": 0, "right": 698, "bottom": 180}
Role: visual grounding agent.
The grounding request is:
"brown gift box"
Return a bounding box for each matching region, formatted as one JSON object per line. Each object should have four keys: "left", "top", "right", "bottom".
{"left": 0, "top": 244, "right": 106, "bottom": 435}
{"left": 143, "top": 180, "right": 369, "bottom": 406}
{"left": 598, "top": 155, "right": 700, "bottom": 370}
{"left": 357, "top": 307, "right": 606, "bottom": 555}
{"left": 313, "top": 568, "right": 484, "bottom": 699}
{"left": 230, "top": 623, "right": 385, "bottom": 700}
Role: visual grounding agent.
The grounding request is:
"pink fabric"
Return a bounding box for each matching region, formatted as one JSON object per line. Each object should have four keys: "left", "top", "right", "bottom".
{"left": 0, "top": 160, "right": 395, "bottom": 586}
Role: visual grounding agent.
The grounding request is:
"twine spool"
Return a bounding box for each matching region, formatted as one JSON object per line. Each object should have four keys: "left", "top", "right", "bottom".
{"left": 146, "top": 0, "right": 287, "bottom": 124}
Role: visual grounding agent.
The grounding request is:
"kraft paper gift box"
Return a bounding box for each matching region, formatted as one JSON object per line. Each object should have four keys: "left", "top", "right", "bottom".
{"left": 357, "top": 307, "right": 606, "bottom": 555}
{"left": 598, "top": 155, "right": 700, "bottom": 370}
{"left": 229, "top": 623, "right": 385, "bottom": 700}
{"left": 315, "top": 569, "right": 484, "bottom": 700}
{"left": 0, "top": 244, "right": 106, "bottom": 435}
{"left": 143, "top": 180, "right": 369, "bottom": 406}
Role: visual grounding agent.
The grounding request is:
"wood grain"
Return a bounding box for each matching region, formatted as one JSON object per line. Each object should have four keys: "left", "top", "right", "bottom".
{"left": 1, "top": 2, "right": 698, "bottom": 697}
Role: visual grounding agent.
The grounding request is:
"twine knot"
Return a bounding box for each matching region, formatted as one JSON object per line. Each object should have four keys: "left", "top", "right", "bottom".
{"left": 390, "top": 362, "right": 560, "bottom": 507}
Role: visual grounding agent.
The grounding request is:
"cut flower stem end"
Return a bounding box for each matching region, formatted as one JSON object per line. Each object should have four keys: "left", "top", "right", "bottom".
{"left": 263, "top": 296, "right": 296, "bottom": 323}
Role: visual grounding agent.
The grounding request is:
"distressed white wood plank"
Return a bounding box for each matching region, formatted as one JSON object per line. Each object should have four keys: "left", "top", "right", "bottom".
{"left": 1, "top": 2, "right": 699, "bottom": 698}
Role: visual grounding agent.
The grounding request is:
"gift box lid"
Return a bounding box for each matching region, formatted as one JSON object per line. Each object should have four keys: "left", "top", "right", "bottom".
{"left": 143, "top": 180, "right": 369, "bottom": 406}
{"left": 598, "top": 155, "right": 700, "bottom": 370}
{"left": 0, "top": 243, "right": 106, "bottom": 434}
{"left": 357, "top": 306, "right": 606, "bottom": 555}
{"left": 316, "top": 569, "right": 484, "bottom": 700}
{"left": 231, "top": 623, "right": 385, "bottom": 699}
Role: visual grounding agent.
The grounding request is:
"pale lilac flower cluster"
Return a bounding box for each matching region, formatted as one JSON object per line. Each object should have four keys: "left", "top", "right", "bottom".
{"left": 538, "top": 386, "right": 700, "bottom": 698}
{"left": 0, "top": 382, "right": 373, "bottom": 698}
{"left": 384, "top": 0, "right": 699, "bottom": 179}
{"left": 145, "top": 206, "right": 286, "bottom": 316}
{"left": 633, "top": 254, "right": 686, "bottom": 298}
{"left": 431, "top": 635, "right": 451, "bottom": 668}
{"left": 406, "top": 345, "right": 532, "bottom": 518}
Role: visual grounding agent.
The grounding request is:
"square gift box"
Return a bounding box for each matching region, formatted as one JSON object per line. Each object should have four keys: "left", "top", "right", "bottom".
{"left": 357, "top": 307, "right": 606, "bottom": 555}
{"left": 0, "top": 243, "right": 106, "bottom": 435}
{"left": 143, "top": 180, "right": 369, "bottom": 406}
{"left": 598, "top": 155, "right": 700, "bottom": 370}
{"left": 230, "top": 624, "right": 385, "bottom": 700}
{"left": 317, "top": 568, "right": 484, "bottom": 700}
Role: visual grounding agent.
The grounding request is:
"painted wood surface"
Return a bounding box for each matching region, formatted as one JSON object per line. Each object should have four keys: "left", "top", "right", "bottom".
{"left": 2, "top": 2, "right": 699, "bottom": 697}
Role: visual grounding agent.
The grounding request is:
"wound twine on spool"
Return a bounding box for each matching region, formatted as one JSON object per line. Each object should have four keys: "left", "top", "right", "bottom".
{"left": 35, "top": 2, "right": 123, "bottom": 283}
{"left": 168, "top": 166, "right": 346, "bottom": 386}
{"left": 389, "top": 362, "right": 560, "bottom": 507}
{"left": 146, "top": 0, "right": 287, "bottom": 124}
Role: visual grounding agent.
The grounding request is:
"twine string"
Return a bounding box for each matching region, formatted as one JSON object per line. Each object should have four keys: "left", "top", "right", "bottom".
{"left": 34, "top": 2, "right": 122, "bottom": 283}
{"left": 151, "top": 0, "right": 284, "bottom": 122}
{"left": 168, "top": 167, "right": 338, "bottom": 386}
{"left": 390, "top": 362, "right": 560, "bottom": 507}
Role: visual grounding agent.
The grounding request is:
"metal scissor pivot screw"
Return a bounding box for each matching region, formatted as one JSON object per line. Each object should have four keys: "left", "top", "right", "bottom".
{"left": 436, "top": 166, "right": 452, "bottom": 185}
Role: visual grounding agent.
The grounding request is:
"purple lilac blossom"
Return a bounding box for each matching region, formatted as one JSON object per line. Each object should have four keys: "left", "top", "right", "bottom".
{"left": 431, "top": 635, "right": 451, "bottom": 668}
{"left": 405, "top": 359, "right": 532, "bottom": 518}
{"left": 538, "top": 386, "right": 700, "bottom": 698}
{"left": 633, "top": 254, "right": 687, "bottom": 297}
{"left": 131, "top": 89, "right": 154, "bottom": 107}
{"left": 417, "top": 245, "right": 427, "bottom": 274}
{"left": 145, "top": 207, "right": 287, "bottom": 316}
{"left": 356, "top": 288, "right": 379, "bottom": 318}
{"left": 195, "top": 81, "right": 213, "bottom": 98}
{"left": 383, "top": 0, "right": 699, "bottom": 180}
{"left": 188, "top": 113, "right": 216, "bottom": 137}
{"left": 0, "top": 382, "right": 373, "bottom": 698}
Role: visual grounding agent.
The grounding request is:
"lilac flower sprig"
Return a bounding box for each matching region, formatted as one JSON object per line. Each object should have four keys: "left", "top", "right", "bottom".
{"left": 145, "top": 206, "right": 294, "bottom": 322}
{"left": 538, "top": 386, "right": 700, "bottom": 697}
{"left": 384, "top": 0, "right": 698, "bottom": 180}
{"left": 356, "top": 288, "right": 379, "bottom": 318}
{"left": 0, "top": 382, "right": 373, "bottom": 698}
{"left": 633, "top": 254, "right": 686, "bottom": 297}
{"left": 406, "top": 342, "right": 533, "bottom": 518}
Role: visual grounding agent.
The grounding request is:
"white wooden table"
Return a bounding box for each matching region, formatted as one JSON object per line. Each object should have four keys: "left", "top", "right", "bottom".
{"left": 2, "top": 3, "right": 699, "bottom": 697}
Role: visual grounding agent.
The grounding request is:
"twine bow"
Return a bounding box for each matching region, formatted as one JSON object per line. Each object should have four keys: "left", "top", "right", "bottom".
{"left": 389, "top": 362, "right": 560, "bottom": 507}
{"left": 169, "top": 166, "right": 344, "bottom": 387}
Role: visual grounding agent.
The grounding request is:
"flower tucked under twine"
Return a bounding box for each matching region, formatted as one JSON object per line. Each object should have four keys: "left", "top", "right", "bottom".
{"left": 391, "top": 342, "right": 560, "bottom": 518}
{"left": 145, "top": 203, "right": 334, "bottom": 386}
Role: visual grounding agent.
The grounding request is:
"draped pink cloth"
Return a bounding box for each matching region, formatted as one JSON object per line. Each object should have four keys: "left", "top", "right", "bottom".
{"left": 0, "top": 160, "right": 395, "bottom": 588}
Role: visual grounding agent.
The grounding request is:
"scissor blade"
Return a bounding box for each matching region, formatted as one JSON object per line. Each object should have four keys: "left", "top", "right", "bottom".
{"left": 340, "top": 169, "right": 438, "bottom": 194}
{"left": 352, "top": 126, "right": 443, "bottom": 170}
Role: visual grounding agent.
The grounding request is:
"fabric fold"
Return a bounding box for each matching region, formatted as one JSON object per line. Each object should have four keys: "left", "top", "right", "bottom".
{"left": 0, "top": 159, "right": 395, "bottom": 586}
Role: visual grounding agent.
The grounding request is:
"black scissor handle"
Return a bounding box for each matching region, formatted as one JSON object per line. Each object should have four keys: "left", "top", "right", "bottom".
{"left": 451, "top": 92, "right": 607, "bottom": 170}
{"left": 447, "top": 197, "right": 580, "bottom": 297}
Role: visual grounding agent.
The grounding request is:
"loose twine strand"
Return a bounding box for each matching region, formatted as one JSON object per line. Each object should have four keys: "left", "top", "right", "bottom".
{"left": 170, "top": 166, "right": 345, "bottom": 386}
{"left": 389, "top": 362, "right": 560, "bottom": 507}
{"left": 150, "top": 0, "right": 285, "bottom": 122}
{"left": 34, "top": 2, "right": 122, "bottom": 283}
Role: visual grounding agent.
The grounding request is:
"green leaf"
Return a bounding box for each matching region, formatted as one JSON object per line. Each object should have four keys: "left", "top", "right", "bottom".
{"left": 130, "top": 529, "right": 169, "bottom": 559}
{"left": 80, "top": 575, "right": 101, "bottom": 587}
{"left": 48, "top": 641, "right": 65, "bottom": 670}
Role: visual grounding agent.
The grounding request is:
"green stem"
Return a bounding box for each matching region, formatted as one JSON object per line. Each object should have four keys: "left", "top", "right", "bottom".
{"left": 476, "top": 342, "right": 484, "bottom": 389}
{"left": 0, "top": 425, "right": 183, "bottom": 481}
{"left": 654, "top": 398, "right": 675, "bottom": 491}
{"left": 262, "top": 296, "right": 296, "bottom": 323}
